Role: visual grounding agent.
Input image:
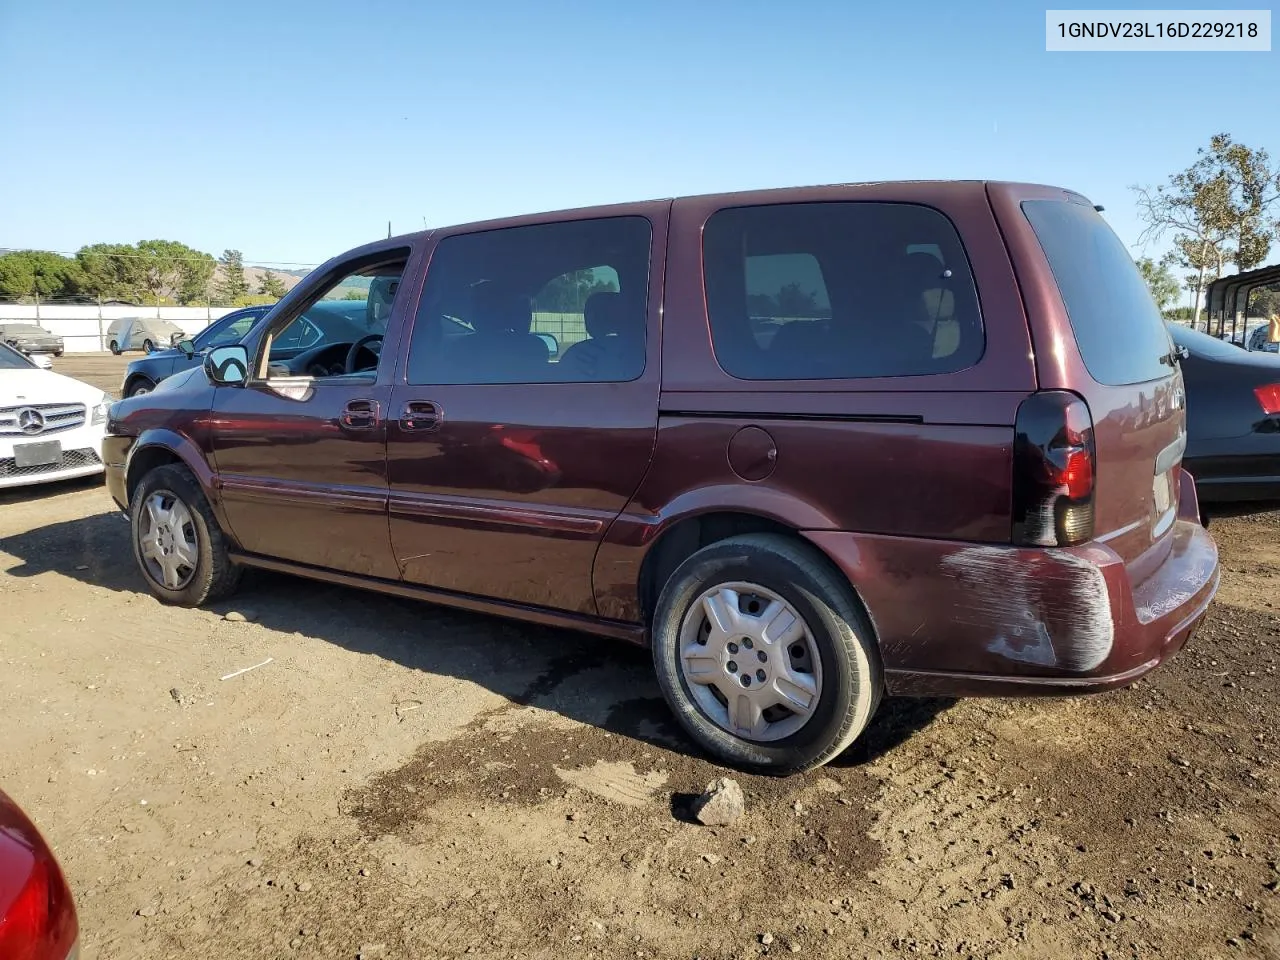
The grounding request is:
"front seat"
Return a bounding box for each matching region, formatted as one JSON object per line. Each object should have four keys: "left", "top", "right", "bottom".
{"left": 441, "top": 285, "right": 550, "bottom": 383}
{"left": 558, "top": 291, "right": 644, "bottom": 381}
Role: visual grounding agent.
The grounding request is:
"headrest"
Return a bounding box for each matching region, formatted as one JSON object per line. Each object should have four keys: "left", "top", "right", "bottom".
{"left": 471, "top": 283, "right": 532, "bottom": 334}
{"left": 584, "top": 291, "right": 627, "bottom": 338}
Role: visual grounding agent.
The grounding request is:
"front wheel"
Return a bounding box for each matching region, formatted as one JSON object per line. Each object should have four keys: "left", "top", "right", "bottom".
{"left": 109, "top": 340, "right": 121, "bottom": 355}
{"left": 142, "top": 338, "right": 156, "bottom": 354}
{"left": 130, "top": 464, "right": 241, "bottom": 606}
{"left": 126, "top": 378, "right": 155, "bottom": 398}
{"left": 651, "top": 534, "right": 882, "bottom": 775}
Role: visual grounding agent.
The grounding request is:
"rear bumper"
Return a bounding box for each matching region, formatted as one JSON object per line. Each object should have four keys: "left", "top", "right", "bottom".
{"left": 803, "top": 504, "right": 1219, "bottom": 698}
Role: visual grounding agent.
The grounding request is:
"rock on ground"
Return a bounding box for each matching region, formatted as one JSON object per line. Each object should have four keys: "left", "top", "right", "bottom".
{"left": 690, "top": 777, "right": 745, "bottom": 826}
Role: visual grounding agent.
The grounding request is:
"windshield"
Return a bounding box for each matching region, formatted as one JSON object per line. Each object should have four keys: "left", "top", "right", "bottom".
{"left": 0, "top": 342, "right": 36, "bottom": 369}
{"left": 1167, "top": 322, "right": 1250, "bottom": 361}
{"left": 195, "top": 310, "right": 263, "bottom": 349}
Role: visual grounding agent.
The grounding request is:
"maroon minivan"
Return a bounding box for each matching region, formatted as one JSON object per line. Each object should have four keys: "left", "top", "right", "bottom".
{"left": 104, "top": 182, "right": 1220, "bottom": 773}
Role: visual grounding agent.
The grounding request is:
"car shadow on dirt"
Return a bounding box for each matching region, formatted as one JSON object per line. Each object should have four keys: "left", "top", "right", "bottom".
{"left": 0, "top": 473, "right": 107, "bottom": 508}
{"left": 1, "top": 512, "right": 953, "bottom": 769}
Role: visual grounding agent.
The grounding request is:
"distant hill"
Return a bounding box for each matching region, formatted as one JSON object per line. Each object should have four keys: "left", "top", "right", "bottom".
{"left": 207, "top": 263, "right": 311, "bottom": 299}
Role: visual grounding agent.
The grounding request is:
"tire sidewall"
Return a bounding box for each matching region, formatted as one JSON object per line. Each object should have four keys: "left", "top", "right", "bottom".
{"left": 652, "top": 538, "right": 875, "bottom": 773}
{"left": 130, "top": 467, "right": 218, "bottom": 605}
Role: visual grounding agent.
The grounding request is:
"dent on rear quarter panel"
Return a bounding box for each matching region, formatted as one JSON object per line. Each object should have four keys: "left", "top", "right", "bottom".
{"left": 938, "top": 545, "right": 1114, "bottom": 671}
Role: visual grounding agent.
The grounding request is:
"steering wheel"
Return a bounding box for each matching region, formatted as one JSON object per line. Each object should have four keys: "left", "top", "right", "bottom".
{"left": 344, "top": 334, "right": 383, "bottom": 374}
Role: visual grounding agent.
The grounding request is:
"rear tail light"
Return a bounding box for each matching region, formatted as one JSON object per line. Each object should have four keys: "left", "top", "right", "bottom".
{"left": 1012, "top": 391, "right": 1096, "bottom": 547}
{"left": 1254, "top": 383, "right": 1280, "bottom": 415}
{"left": 0, "top": 841, "right": 79, "bottom": 960}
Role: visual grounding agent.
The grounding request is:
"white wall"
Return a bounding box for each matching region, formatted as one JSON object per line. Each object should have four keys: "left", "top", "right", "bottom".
{"left": 0, "top": 304, "right": 241, "bottom": 353}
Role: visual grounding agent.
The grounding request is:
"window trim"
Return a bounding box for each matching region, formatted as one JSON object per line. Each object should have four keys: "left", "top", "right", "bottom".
{"left": 700, "top": 200, "right": 987, "bottom": 384}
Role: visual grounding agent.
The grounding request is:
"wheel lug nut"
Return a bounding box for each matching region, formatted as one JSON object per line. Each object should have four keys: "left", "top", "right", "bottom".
{"left": 727, "top": 642, "right": 739, "bottom": 654}
{"left": 757, "top": 651, "right": 767, "bottom": 663}
{"left": 741, "top": 676, "right": 752, "bottom": 687}
{"left": 742, "top": 638, "right": 754, "bottom": 650}
{"left": 756, "top": 669, "right": 766, "bottom": 682}
{"left": 727, "top": 660, "right": 738, "bottom": 673}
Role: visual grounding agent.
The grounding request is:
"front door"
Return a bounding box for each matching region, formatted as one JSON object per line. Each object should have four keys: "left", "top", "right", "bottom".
{"left": 386, "top": 208, "right": 667, "bottom": 615}
{"left": 208, "top": 247, "right": 414, "bottom": 580}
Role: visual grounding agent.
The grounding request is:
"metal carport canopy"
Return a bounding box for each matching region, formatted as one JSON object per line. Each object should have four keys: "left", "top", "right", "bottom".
{"left": 1205, "top": 262, "right": 1280, "bottom": 336}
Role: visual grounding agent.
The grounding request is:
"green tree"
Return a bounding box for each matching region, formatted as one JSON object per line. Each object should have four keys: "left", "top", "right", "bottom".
{"left": 74, "top": 241, "right": 213, "bottom": 303}
{"left": 1133, "top": 134, "right": 1280, "bottom": 330}
{"left": 1249, "top": 283, "right": 1280, "bottom": 320}
{"left": 1136, "top": 257, "right": 1181, "bottom": 315}
{"left": 215, "top": 249, "right": 249, "bottom": 304}
{"left": 135, "top": 239, "right": 216, "bottom": 305}
{"left": 258, "top": 269, "right": 287, "bottom": 299}
{"left": 0, "top": 250, "right": 85, "bottom": 301}
{"left": 76, "top": 242, "right": 147, "bottom": 301}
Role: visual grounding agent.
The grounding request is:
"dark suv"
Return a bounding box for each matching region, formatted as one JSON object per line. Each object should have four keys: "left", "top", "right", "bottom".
{"left": 104, "top": 182, "right": 1220, "bottom": 774}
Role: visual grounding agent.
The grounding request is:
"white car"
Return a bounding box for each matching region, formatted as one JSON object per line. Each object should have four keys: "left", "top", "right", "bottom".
{"left": 1, "top": 342, "right": 111, "bottom": 489}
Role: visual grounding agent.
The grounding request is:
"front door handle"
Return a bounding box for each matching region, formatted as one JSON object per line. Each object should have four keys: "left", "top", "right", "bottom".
{"left": 340, "top": 398, "right": 380, "bottom": 430}
{"left": 399, "top": 400, "right": 442, "bottom": 432}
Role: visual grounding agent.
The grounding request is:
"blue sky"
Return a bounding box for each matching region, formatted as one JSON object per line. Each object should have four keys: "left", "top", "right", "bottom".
{"left": 1, "top": 0, "right": 1276, "bottom": 276}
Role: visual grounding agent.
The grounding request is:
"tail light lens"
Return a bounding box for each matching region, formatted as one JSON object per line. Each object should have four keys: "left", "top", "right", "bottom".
{"left": 1012, "top": 391, "right": 1096, "bottom": 547}
{"left": 0, "top": 834, "right": 79, "bottom": 960}
{"left": 1254, "top": 383, "right": 1280, "bottom": 415}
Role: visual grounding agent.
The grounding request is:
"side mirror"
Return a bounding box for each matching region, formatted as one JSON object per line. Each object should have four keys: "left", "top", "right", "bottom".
{"left": 205, "top": 344, "right": 250, "bottom": 386}
{"left": 177, "top": 339, "right": 196, "bottom": 359}
{"left": 534, "top": 332, "right": 559, "bottom": 358}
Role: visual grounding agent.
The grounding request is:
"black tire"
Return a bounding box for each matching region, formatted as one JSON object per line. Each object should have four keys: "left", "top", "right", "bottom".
{"left": 651, "top": 534, "right": 882, "bottom": 775}
{"left": 143, "top": 339, "right": 156, "bottom": 354}
{"left": 130, "top": 463, "right": 241, "bottom": 606}
{"left": 126, "top": 378, "right": 155, "bottom": 398}
{"left": 109, "top": 340, "right": 121, "bottom": 355}
{"left": 53, "top": 350, "right": 63, "bottom": 358}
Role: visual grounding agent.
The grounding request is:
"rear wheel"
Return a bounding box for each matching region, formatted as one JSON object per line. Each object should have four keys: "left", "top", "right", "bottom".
{"left": 108, "top": 340, "right": 121, "bottom": 355}
{"left": 651, "top": 534, "right": 882, "bottom": 775}
{"left": 130, "top": 464, "right": 241, "bottom": 606}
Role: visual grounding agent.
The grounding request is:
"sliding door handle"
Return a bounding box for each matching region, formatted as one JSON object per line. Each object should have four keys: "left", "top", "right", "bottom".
{"left": 400, "top": 400, "right": 442, "bottom": 432}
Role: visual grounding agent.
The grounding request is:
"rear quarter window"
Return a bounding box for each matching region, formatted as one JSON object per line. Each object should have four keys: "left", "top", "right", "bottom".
{"left": 1023, "top": 200, "right": 1173, "bottom": 386}
{"left": 703, "top": 202, "right": 984, "bottom": 381}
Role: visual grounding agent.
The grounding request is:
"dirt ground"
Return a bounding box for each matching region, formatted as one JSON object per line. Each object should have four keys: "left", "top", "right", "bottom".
{"left": 1, "top": 355, "right": 1277, "bottom": 960}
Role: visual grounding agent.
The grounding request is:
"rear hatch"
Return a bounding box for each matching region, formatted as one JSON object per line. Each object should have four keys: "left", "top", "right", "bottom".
{"left": 1002, "top": 188, "right": 1185, "bottom": 568}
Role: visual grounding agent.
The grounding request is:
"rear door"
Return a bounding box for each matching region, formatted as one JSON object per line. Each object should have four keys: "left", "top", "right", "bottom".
{"left": 990, "top": 184, "right": 1185, "bottom": 566}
